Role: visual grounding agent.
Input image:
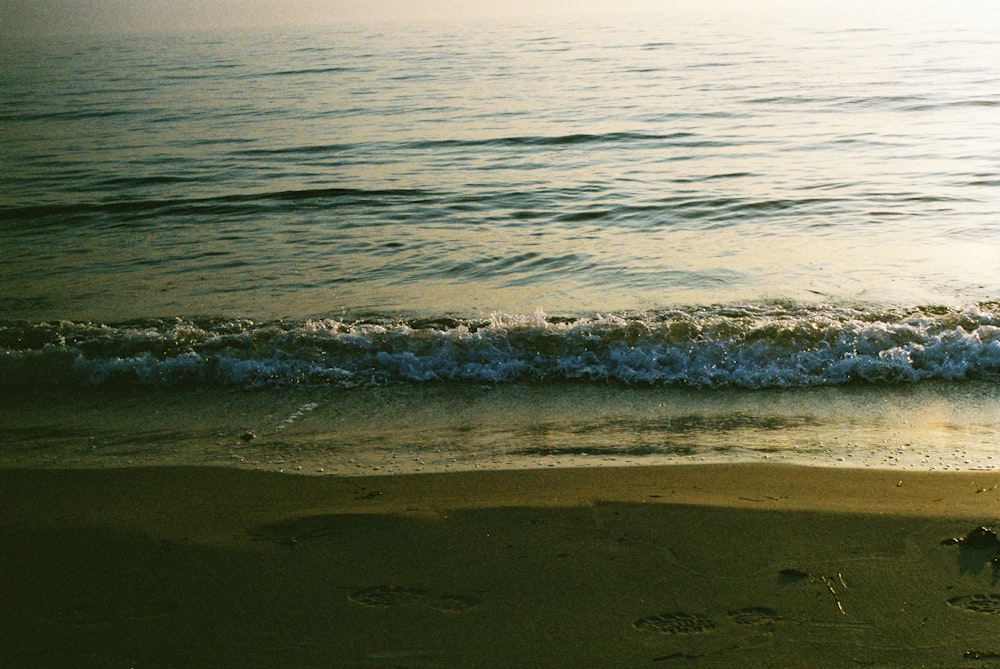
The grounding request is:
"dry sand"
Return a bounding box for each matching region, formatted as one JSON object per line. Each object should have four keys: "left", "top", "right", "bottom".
{"left": 4, "top": 463, "right": 1000, "bottom": 668}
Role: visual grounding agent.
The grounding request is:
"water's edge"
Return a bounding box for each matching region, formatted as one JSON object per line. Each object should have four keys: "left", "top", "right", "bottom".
{"left": 3, "top": 379, "right": 998, "bottom": 475}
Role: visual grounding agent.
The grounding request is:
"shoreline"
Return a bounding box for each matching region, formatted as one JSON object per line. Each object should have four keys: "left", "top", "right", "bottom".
{"left": 5, "top": 380, "right": 1000, "bottom": 475}
{"left": 5, "top": 463, "right": 1000, "bottom": 667}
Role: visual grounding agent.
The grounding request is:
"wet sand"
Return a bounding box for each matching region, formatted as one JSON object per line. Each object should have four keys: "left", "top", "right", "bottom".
{"left": 3, "top": 463, "right": 1000, "bottom": 668}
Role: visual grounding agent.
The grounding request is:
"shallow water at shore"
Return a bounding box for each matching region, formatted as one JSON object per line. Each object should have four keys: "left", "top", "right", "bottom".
{"left": 4, "top": 380, "right": 999, "bottom": 475}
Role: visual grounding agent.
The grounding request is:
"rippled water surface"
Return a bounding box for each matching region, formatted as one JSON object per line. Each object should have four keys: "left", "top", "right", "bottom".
{"left": 3, "top": 3, "right": 1000, "bottom": 320}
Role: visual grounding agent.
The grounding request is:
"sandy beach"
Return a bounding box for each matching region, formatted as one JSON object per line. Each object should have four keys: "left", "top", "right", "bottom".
{"left": 7, "top": 1, "right": 1000, "bottom": 666}
{"left": 4, "top": 463, "right": 1000, "bottom": 668}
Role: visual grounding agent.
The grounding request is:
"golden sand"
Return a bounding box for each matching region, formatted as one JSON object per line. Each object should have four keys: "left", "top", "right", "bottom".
{"left": 3, "top": 464, "right": 1000, "bottom": 667}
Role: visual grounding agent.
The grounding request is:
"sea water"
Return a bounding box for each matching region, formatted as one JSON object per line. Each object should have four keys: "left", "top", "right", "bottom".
{"left": 3, "top": 2, "right": 1000, "bottom": 473}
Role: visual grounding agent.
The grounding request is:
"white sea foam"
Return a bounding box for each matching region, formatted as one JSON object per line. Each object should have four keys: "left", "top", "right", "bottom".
{"left": 275, "top": 402, "right": 319, "bottom": 431}
{"left": 3, "top": 304, "right": 1000, "bottom": 389}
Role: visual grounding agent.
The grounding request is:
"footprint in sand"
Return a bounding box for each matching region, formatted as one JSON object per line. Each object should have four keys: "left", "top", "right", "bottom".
{"left": 727, "top": 606, "right": 781, "bottom": 626}
{"left": 347, "top": 586, "right": 481, "bottom": 613}
{"left": 425, "top": 594, "right": 480, "bottom": 614}
{"left": 347, "top": 585, "right": 425, "bottom": 608}
{"left": 947, "top": 593, "right": 1000, "bottom": 615}
{"left": 633, "top": 611, "right": 717, "bottom": 635}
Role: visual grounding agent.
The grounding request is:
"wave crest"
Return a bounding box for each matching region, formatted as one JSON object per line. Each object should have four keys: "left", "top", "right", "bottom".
{"left": 3, "top": 304, "right": 1000, "bottom": 389}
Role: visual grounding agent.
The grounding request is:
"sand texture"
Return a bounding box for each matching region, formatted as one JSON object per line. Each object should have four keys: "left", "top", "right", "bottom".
{"left": 4, "top": 464, "right": 1000, "bottom": 668}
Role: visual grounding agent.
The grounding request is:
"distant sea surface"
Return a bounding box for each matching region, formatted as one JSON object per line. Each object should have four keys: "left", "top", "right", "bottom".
{"left": 3, "top": 3, "right": 1000, "bottom": 472}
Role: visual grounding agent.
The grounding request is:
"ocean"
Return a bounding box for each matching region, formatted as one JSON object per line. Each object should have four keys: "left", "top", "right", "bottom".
{"left": 3, "top": 2, "right": 1000, "bottom": 474}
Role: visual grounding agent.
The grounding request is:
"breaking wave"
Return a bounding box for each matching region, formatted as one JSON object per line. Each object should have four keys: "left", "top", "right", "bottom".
{"left": 4, "top": 304, "right": 1000, "bottom": 390}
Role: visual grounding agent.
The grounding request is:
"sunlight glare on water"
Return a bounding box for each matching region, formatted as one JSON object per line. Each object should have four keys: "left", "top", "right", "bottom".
{"left": 1, "top": 1, "right": 999, "bottom": 321}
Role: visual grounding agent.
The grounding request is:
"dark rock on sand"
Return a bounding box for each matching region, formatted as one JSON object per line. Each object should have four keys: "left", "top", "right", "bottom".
{"left": 942, "top": 526, "right": 1000, "bottom": 549}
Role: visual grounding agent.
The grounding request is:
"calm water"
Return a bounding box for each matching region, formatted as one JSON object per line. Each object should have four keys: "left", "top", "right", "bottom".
{"left": 4, "top": 4, "right": 1000, "bottom": 320}
{"left": 3, "top": 4, "right": 1000, "bottom": 471}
